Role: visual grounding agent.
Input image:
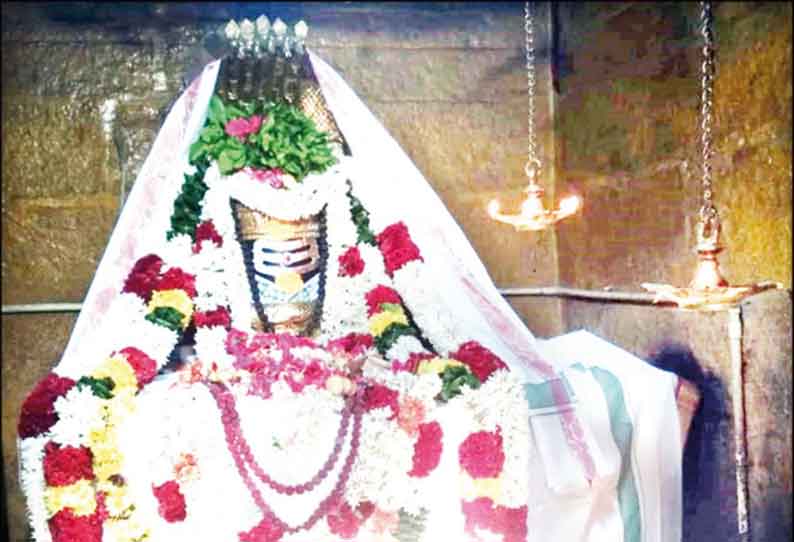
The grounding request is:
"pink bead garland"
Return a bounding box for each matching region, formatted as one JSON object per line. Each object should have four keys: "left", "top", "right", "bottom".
{"left": 206, "top": 381, "right": 363, "bottom": 537}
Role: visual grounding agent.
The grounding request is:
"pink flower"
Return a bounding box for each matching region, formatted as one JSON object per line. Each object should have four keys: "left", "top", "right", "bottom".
{"left": 370, "top": 507, "right": 399, "bottom": 535}
{"left": 458, "top": 428, "right": 505, "bottom": 479}
{"left": 239, "top": 515, "right": 285, "bottom": 542}
{"left": 152, "top": 480, "right": 187, "bottom": 523}
{"left": 397, "top": 396, "right": 426, "bottom": 436}
{"left": 461, "top": 497, "right": 528, "bottom": 542}
{"left": 224, "top": 115, "right": 263, "bottom": 141}
{"left": 338, "top": 246, "right": 365, "bottom": 277}
{"left": 327, "top": 501, "right": 361, "bottom": 540}
{"left": 327, "top": 333, "right": 374, "bottom": 357}
{"left": 245, "top": 167, "right": 285, "bottom": 189}
{"left": 408, "top": 421, "right": 443, "bottom": 477}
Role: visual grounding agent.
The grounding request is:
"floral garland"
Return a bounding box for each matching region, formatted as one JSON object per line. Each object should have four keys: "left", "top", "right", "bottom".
{"left": 18, "top": 89, "right": 534, "bottom": 542}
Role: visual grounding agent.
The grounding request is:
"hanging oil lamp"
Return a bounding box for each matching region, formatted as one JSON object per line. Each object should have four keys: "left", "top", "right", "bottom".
{"left": 488, "top": 1, "right": 581, "bottom": 231}
{"left": 642, "top": 1, "right": 779, "bottom": 310}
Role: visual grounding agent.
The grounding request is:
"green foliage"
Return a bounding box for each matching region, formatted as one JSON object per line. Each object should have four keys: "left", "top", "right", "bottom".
{"left": 188, "top": 95, "right": 337, "bottom": 178}
{"left": 145, "top": 307, "right": 186, "bottom": 332}
{"left": 347, "top": 184, "right": 376, "bottom": 245}
{"left": 76, "top": 376, "right": 116, "bottom": 400}
{"left": 438, "top": 365, "right": 481, "bottom": 401}
{"left": 167, "top": 161, "right": 210, "bottom": 241}
{"left": 374, "top": 322, "right": 417, "bottom": 355}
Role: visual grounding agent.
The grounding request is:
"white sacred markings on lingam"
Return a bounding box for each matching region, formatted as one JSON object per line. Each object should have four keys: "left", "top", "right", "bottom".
{"left": 642, "top": 0, "right": 781, "bottom": 311}
{"left": 488, "top": 1, "right": 581, "bottom": 232}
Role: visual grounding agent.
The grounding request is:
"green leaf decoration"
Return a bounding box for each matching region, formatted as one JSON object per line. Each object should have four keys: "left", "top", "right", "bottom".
{"left": 76, "top": 376, "right": 116, "bottom": 400}
{"left": 374, "top": 322, "right": 417, "bottom": 355}
{"left": 439, "top": 365, "right": 481, "bottom": 401}
{"left": 347, "top": 188, "right": 377, "bottom": 245}
{"left": 208, "top": 95, "right": 227, "bottom": 125}
{"left": 145, "top": 307, "right": 186, "bottom": 332}
{"left": 188, "top": 95, "right": 337, "bottom": 179}
{"left": 166, "top": 161, "right": 210, "bottom": 240}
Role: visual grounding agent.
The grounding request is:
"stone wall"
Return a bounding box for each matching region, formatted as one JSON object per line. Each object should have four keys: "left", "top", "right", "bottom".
{"left": 555, "top": 2, "right": 792, "bottom": 291}
{"left": 2, "top": 2, "right": 791, "bottom": 541}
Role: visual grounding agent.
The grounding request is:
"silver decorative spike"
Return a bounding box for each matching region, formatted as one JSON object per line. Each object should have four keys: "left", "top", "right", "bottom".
{"left": 239, "top": 18, "right": 256, "bottom": 54}
{"left": 294, "top": 21, "right": 308, "bottom": 55}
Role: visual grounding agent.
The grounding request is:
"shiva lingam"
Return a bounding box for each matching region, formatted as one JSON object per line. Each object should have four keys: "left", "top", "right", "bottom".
{"left": 233, "top": 200, "right": 327, "bottom": 336}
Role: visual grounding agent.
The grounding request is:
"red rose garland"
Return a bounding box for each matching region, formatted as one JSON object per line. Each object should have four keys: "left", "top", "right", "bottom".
{"left": 18, "top": 373, "right": 76, "bottom": 439}
{"left": 121, "top": 254, "right": 164, "bottom": 301}
{"left": 152, "top": 480, "right": 187, "bottom": 523}
{"left": 338, "top": 246, "right": 365, "bottom": 277}
{"left": 193, "top": 306, "right": 232, "bottom": 329}
{"left": 48, "top": 502, "right": 106, "bottom": 542}
{"left": 193, "top": 219, "right": 223, "bottom": 253}
{"left": 450, "top": 341, "right": 508, "bottom": 383}
{"left": 458, "top": 428, "right": 505, "bottom": 479}
{"left": 376, "top": 222, "right": 423, "bottom": 276}
{"left": 156, "top": 267, "right": 197, "bottom": 298}
{"left": 408, "top": 421, "right": 443, "bottom": 478}
{"left": 42, "top": 442, "right": 94, "bottom": 487}
{"left": 364, "top": 285, "right": 403, "bottom": 317}
{"left": 361, "top": 384, "right": 400, "bottom": 419}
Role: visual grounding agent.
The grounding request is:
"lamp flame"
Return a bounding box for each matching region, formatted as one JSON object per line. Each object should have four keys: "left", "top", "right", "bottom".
{"left": 489, "top": 185, "right": 580, "bottom": 231}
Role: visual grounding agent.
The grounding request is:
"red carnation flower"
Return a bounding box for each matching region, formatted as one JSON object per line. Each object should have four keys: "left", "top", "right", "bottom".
{"left": 409, "top": 421, "right": 443, "bottom": 477}
{"left": 450, "top": 341, "right": 508, "bottom": 383}
{"left": 193, "top": 220, "right": 223, "bottom": 253}
{"left": 193, "top": 306, "right": 232, "bottom": 329}
{"left": 122, "top": 254, "right": 164, "bottom": 301}
{"left": 326, "top": 501, "right": 361, "bottom": 540}
{"left": 376, "top": 222, "right": 422, "bottom": 276}
{"left": 239, "top": 515, "right": 285, "bottom": 542}
{"left": 327, "top": 333, "right": 374, "bottom": 356}
{"left": 43, "top": 442, "right": 94, "bottom": 487}
{"left": 152, "top": 480, "right": 187, "bottom": 523}
{"left": 48, "top": 506, "right": 103, "bottom": 542}
{"left": 18, "top": 373, "right": 76, "bottom": 439}
{"left": 362, "top": 384, "right": 400, "bottom": 419}
{"left": 338, "top": 246, "right": 365, "bottom": 277}
{"left": 115, "top": 347, "right": 157, "bottom": 388}
{"left": 459, "top": 428, "right": 505, "bottom": 479}
{"left": 225, "top": 115, "right": 263, "bottom": 141}
{"left": 156, "top": 267, "right": 197, "bottom": 298}
{"left": 365, "top": 285, "right": 402, "bottom": 317}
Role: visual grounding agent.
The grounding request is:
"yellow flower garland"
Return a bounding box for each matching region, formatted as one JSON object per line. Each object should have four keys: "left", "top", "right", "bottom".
{"left": 148, "top": 288, "right": 194, "bottom": 327}
{"left": 44, "top": 479, "right": 97, "bottom": 517}
{"left": 416, "top": 357, "right": 464, "bottom": 375}
{"left": 92, "top": 355, "right": 139, "bottom": 395}
{"left": 368, "top": 308, "right": 409, "bottom": 337}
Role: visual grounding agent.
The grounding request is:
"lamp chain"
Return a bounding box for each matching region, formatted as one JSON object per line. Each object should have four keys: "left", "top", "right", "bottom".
{"left": 699, "top": 0, "right": 717, "bottom": 221}
{"left": 524, "top": 1, "right": 541, "bottom": 180}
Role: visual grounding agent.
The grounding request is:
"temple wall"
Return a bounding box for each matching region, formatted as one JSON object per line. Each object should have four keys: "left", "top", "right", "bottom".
{"left": 1, "top": 3, "right": 791, "bottom": 541}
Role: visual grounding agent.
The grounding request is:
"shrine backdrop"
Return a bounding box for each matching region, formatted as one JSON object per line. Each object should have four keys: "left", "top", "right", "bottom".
{"left": 2, "top": 3, "right": 791, "bottom": 542}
